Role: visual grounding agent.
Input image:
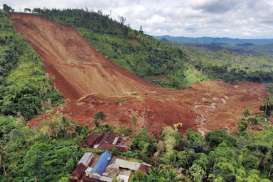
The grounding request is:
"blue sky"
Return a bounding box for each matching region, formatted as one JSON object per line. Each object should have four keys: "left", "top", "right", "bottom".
{"left": 1, "top": 0, "right": 273, "bottom": 38}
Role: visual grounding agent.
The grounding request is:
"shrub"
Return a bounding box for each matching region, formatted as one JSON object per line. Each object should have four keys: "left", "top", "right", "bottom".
{"left": 131, "top": 129, "right": 157, "bottom": 162}
{"left": 93, "top": 111, "right": 105, "bottom": 127}
{"left": 206, "top": 129, "right": 237, "bottom": 148}
{"left": 160, "top": 126, "right": 181, "bottom": 163}
{"left": 37, "top": 113, "right": 89, "bottom": 139}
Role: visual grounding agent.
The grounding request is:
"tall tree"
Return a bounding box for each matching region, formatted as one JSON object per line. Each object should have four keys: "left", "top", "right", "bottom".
{"left": 3, "top": 4, "right": 13, "bottom": 13}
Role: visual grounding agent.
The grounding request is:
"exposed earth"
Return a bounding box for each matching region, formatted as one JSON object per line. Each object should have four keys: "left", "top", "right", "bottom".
{"left": 10, "top": 13, "right": 267, "bottom": 135}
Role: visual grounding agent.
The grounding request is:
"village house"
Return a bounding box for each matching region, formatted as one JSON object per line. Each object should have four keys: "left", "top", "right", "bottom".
{"left": 86, "top": 132, "right": 129, "bottom": 152}
{"left": 70, "top": 153, "right": 94, "bottom": 182}
{"left": 70, "top": 151, "right": 151, "bottom": 182}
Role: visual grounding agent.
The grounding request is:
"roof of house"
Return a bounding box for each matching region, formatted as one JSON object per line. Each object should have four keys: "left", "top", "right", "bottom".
{"left": 98, "top": 143, "right": 114, "bottom": 150}
{"left": 86, "top": 133, "right": 104, "bottom": 147}
{"left": 91, "top": 151, "right": 112, "bottom": 175}
{"left": 78, "top": 152, "right": 94, "bottom": 167}
{"left": 86, "top": 132, "right": 128, "bottom": 151}
{"left": 71, "top": 163, "right": 87, "bottom": 180}
{"left": 114, "top": 159, "right": 141, "bottom": 171}
{"left": 85, "top": 167, "right": 93, "bottom": 176}
{"left": 100, "top": 133, "right": 116, "bottom": 145}
{"left": 116, "top": 144, "right": 129, "bottom": 152}
{"left": 104, "top": 163, "right": 120, "bottom": 177}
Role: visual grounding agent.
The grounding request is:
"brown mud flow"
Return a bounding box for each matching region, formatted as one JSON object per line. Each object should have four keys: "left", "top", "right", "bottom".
{"left": 10, "top": 13, "right": 267, "bottom": 135}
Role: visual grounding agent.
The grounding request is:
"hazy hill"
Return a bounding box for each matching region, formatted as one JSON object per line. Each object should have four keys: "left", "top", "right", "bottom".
{"left": 157, "top": 35, "right": 273, "bottom": 46}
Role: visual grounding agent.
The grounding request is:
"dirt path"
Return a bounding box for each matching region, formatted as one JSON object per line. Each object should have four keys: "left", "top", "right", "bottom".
{"left": 10, "top": 13, "right": 267, "bottom": 135}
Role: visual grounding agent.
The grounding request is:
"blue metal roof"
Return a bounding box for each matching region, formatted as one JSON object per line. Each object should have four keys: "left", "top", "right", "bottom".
{"left": 92, "top": 151, "right": 112, "bottom": 175}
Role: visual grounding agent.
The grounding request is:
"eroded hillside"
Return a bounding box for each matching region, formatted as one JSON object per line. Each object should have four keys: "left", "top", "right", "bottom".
{"left": 10, "top": 13, "right": 267, "bottom": 134}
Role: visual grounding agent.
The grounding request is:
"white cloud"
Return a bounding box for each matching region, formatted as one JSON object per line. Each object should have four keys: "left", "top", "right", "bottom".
{"left": 1, "top": 0, "right": 273, "bottom": 38}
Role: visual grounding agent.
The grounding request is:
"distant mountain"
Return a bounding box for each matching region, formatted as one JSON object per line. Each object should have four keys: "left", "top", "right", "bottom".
{"left": 157, "top": 35, "right": 273, "bottom": 46}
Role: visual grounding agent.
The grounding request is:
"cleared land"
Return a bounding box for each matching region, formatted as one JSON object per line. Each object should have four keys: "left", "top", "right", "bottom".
{"left": 10, "top": 13, "right": 267, "bottom": 135}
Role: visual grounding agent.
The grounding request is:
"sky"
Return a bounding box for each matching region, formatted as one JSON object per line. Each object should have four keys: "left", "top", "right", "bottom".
{"left": 1, "top": 0, "right": 273, "bottom": 38}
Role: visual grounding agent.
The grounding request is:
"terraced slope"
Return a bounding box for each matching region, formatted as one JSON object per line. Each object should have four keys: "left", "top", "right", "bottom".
{"left": 10, "top": 13, "right": 267, "bottom": 134}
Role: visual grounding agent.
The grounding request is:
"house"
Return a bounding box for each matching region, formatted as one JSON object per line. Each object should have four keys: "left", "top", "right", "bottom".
{"left": 86, "top": 132, "right": 129, "bottom": 151}
{"left": 70, "top": 152, "right": 94, "bottom": 181}
{"left": 95, "top": 133, "right": 117, "bottom": 149}
{"left": 71, "top": 151, "right": 151, "bottom": 182}
{"left": 112, "top": 158, "right": 151, "bottom": 182}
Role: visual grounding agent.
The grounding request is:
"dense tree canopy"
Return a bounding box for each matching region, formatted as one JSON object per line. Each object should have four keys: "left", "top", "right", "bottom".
{"left": 0, "top": 115, "right": 87, "bottom": 181}
{"left": 0, "top": 11, "right": 62, "bottom": 120}
{"left": 183, "top": 45, "right": 273, "bottom": 83}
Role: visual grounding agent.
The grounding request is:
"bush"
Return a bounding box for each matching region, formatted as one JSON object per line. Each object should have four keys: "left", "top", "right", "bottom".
{"left": 37, "top": 113, "right": 89, "bottom": 139}
{"left": 189, "top": 163, "right": 206, "bottom": 182}
{"left": 93, "top": 111, "right": 106, "bottom": 127}
{"left": 160, "top": 126, "right": 181, "bottom": 163}
{"left": 238, "top": 120, "right": 248, "bottom": 132}
{"left": 22, "top": 141, "right": 82, "bottom": 181}
{"left": 131, "top": 165, "right": 186, "bottom": 182}
{"left": 185, "top": 129, "right": 206, "bottom": 152}
{"left": 205, "top": 129, "right": 237, "bottom": 148}
{"left": 131, "top": 129, "right": 157, "bottom": 162}
{"left": 260, "top": 96, "right": 273, "bottom": 117}
{"left": 0, "top": 116, "right": 83, "bottom": 181}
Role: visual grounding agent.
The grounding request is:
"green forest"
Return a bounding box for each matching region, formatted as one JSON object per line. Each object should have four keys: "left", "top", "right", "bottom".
{"left": 0, "top": 10, "right": 62, "bottom": 120}
{"left": 0, "top": 6, "right": 273, "bottom": 182}
{"left": 159, "top": 36, "right": 273, "bottom": 82}
{"left": 182, "top": 45, "right": 273, "bottom": 82}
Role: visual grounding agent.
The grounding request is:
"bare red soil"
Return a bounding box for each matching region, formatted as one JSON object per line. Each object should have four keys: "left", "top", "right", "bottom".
{"left": 10, "top": 13, "right": 267, "bottom": 135}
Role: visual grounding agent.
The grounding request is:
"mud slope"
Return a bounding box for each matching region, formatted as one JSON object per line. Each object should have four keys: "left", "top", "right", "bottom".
{"left": 10, "top": 13, "right": 267, "bottom": 134}
{"left": 10, "top": 13, "right": 153, "bottom": 99}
